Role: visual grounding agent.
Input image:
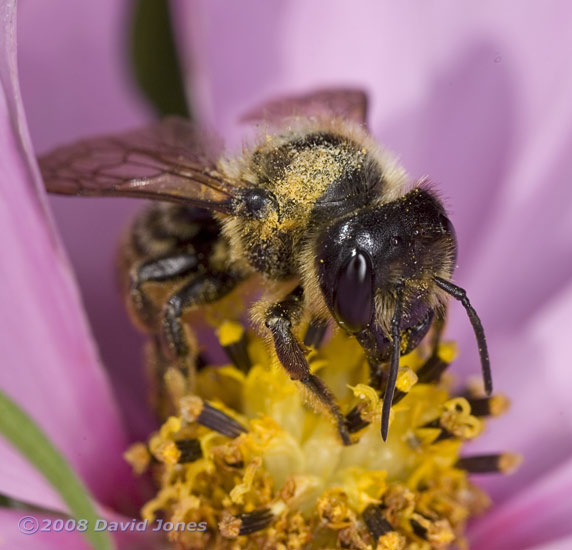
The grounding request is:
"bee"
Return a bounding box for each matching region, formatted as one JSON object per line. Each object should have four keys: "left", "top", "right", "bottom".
{"left": 39, "top": 88, "right": 491, "bottom": 444}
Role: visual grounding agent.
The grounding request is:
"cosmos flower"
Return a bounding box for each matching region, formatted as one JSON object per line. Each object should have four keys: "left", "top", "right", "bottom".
{"left": 1, "top": 1, "right": 572, "bottom": 549}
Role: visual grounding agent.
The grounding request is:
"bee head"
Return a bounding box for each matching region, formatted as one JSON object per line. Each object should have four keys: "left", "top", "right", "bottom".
{"left": 315, "top": 187, "right": 457, "bottom": 333}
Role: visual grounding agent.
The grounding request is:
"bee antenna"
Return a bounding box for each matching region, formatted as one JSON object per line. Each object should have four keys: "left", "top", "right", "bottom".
{"left": 433, "top": 277, "right": 492, "bottom": 395}
{"left": 381, "top": 283, "right": 405, "bottom": 441}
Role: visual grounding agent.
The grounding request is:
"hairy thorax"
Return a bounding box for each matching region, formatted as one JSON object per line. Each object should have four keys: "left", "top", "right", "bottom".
{"left": 219, "top": 124, "right": 385, "bottom": 281}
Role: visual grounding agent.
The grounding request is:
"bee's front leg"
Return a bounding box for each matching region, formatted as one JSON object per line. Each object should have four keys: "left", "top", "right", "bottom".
{"left": 264, "top": 286, "right": 352, "bottom": 446}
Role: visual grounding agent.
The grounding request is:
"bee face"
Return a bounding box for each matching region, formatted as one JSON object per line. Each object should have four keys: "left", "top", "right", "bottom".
{"left": 315, "top": 187, "right": 457, "bottom": 334}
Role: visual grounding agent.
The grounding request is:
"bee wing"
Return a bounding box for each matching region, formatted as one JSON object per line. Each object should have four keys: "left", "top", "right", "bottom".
{"left": 39, "top": 117, "right": 242, "bottom": 215}
{"left": 240, "top": 88, "right": 369, "bottom": 128}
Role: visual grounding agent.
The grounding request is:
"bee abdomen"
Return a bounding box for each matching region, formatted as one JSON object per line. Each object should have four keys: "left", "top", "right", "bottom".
{"left": 129, "top": 204, "right": 220, "bottom": 259}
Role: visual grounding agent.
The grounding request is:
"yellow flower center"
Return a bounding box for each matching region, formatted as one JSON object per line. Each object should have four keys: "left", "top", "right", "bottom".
{"left": 125, "top": 324, "right": 520, "bottom": 550}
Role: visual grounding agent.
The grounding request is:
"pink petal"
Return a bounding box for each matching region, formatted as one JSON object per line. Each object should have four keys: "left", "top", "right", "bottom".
{"left": 470, "top": 458, "right": 572, "bottom": 550}
{"left": 17, "top": 0, "right": 156, "bottom": 440}
{"left": 527, "top": 536, "right": 572, "bottom": 550}
{"left": 0, "top": 509, "right": 160, "bottom": 550}
{"left": 465, "top": 281, "right": 572, "bottom": 503}
{"left": 0, "top": 1, "right": 137, "bottom": 512}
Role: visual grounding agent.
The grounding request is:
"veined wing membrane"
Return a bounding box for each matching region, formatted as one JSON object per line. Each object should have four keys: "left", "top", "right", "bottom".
{"left": 240, "top": 88, "right": 369, "bottom": 129}
{"left": 39, "top": 117, "right": 241, "bottom": 214}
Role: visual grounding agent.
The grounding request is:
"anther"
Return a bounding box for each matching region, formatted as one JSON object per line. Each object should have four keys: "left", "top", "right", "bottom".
{"left": 410, "top": 514, "right": 455, "bottom": 547}
{"left": 362, "top": 504, "right": 393, "bottom": 539}
{"left": 344, "top": 406, "right": 370, "bottom": 434}
{"left": 174, "top": 438, "right": 202, "bottom": 463}
{"left": 416, "top": 353, "right": 451, "bottom": 385}
{"left": 219, "top": 508, "right": 275, "bottom": 537}
{"left": 180, "top": 396, "right": 247, "bottom": 438}
{"left": 467, "top": 395, "right": 510, "bottom": 417}
{"left": 217, "top": 321, "right": 252, "bottom": 372}
{"left": 393, "top": 354, "right": 450, "bottom": 405}
{"left": 455, "top": 452, "right": 522, "bottom": 474}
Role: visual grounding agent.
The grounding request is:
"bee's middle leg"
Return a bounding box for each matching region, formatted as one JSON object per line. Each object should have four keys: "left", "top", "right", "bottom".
{"left": 129, "top": 253, "right": 199, "bottom": 328}
{"left": 162, "top": 271, "right": 241, "bottom": 361}
{"left": 264, "top": 286, "right": 352, "bottom": 446}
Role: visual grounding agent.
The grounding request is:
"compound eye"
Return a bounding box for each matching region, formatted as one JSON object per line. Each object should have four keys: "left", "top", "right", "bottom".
{"left": 438, "top": 213, "right": 454, "bottom": 235}
{"left": 333, "top": 250, "right": 374, "bottom": 333}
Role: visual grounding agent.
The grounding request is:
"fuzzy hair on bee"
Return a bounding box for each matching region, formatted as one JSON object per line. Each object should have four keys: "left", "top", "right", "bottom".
{"left": 39, "top": 88, "right": 491, "bottom": 445}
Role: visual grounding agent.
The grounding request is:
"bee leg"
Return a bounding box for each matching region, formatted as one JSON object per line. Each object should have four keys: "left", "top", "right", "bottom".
{"left": 303, "top": 319, "right": 329, "bottom": 349}
{"left": 265, "top": 288, "right": 352, "bottom": 446}
{"left": 129, "top": 253, "right": 199, "bottom": 328}
{"left": 146, "top": 335, "right": 185, "bottom": 418}
{"left": 162, "top": 271, "right": 241, "bottom": 367}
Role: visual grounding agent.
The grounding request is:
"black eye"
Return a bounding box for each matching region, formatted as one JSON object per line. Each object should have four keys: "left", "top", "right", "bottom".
{"left": 438, "top": 214, "right": 453, "bottom": 234}
{"left": 333, "top": 250, "right": 374, "bottom": 333}
{"left": 390, "top": 235, "right": 402, "bottom": 247}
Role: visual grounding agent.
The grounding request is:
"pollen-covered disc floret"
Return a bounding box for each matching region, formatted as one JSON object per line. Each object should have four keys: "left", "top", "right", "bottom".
{"left": 126, "top": 322, "right": 520, "bottom": 550}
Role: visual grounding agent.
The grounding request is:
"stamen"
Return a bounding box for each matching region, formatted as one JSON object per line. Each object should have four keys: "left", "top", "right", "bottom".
{"left": 416, "top": 353, "right": 451, "bottom": 384}
{"left": 393, "top": 354, "right": 450, "bottom": 405}
{"left": 467, "top": 395, "right": 510, "bottom": 417}
{"left": 410, "top": 513, "right": 455, "bottom": 547}
{"left": 174, "top": 438, "right": 202, "bottom": 463}
{"left": 455, "top": 452, "right": 522, "bottom": 474}
{"left": 217, "top": 321, "right": 252, "bottom": 372}
{"left": 223, "top": 338, "right": 252, "bottom": 372}
{"left": 220, "top": 508, "right": 275, "bottom": 537}
{"left": 362, "top": 504, "right": 393, "bottom": 539}
{"left": 344, "top": 406, "right": 370, "bottom": 434}
{"left": 180, "top": 396, "right": 247, "bottom": 438}
{"left": 238, "top": 508, "right": 275, "bottom": 535}
{"left": 123, "top": 442, "right": 151, "bottom": 474}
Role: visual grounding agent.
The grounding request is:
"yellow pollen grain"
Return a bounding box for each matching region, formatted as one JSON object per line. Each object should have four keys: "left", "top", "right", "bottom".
{"left": 217, "top": 320, "right": 245, "bottom": 346}
{"left": 219, "top": 512, "right": 241, "bottom": 538}
{"left": 161, "top": 416, "right": 182, "bottom": 438}
{"left": 377, "top": 531, "right": 406, "bottom": 550}
{"left": 154, "top": 440, "right": 181, "bottom": 465}
{"left": 395, "top": 367, "right": 418, "bottom": 392}
{"left": 490, "top": 394, "right": 511, "bottom": 416}
{"left": 499, "top": 452, "right": 523, "bottom": 474}
{"left": 437, "top": 341, "right": 458, "bottom": 363}
{"left": 179, "top": 395, "right": 203, "bottom": 423}
{"left": 123, "top": 443, "right": 151, "bottom": 475}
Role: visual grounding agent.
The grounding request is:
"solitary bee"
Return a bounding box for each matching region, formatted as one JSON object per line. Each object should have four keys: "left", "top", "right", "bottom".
{"left": 40, "top": 89, "right": 491, "bottom": 444}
